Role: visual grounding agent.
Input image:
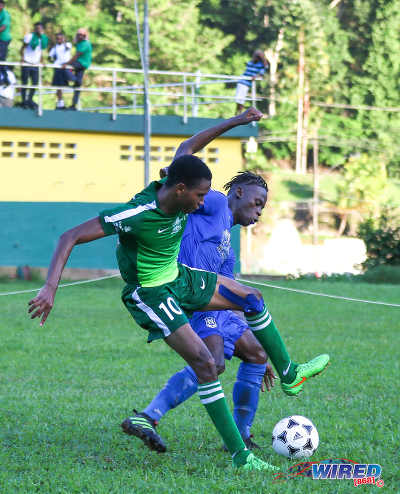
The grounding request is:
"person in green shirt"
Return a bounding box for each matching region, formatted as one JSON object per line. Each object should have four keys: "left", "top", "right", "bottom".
{"left": 28, "top": 107, "right": 329, "bottom": 472}
{"left": 62, "top": 27, "right": 92, "bottom": 110}
{"left": 0, "top": 0, "right": 11, "bottom": 86}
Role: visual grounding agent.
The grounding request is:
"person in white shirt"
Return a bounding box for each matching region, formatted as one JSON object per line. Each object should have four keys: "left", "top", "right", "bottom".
{"left": 20, "top": 22, "right": 48, "bottom": 109}
{"left": 49, "top": 32, "right": 72, "bottom": 109}
{"left": 0, "top": 67, "right": 15, "bottom": 107}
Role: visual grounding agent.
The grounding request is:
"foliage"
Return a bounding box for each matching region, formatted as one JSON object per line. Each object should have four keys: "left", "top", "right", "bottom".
{"left": 4, "top": 0, "right": 400, "bottom": 179}
{"left": 362, "top": 264, "right": 400, "bottom": 284}
{"left": 336, "top": 153, "right": 388, "bottom": 214}
{"left": 358, "top": 209, "right": 400, "bottom": 269}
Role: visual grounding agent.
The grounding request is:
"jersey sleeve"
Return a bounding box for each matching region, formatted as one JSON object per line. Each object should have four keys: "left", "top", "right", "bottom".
{"left": 196, "top": 190, "right": 228, "bottom": 217}
{"left": 98, "top": 203, "right": 142, "bottom": 236}
{"left": 23, "top": 33, "right": 32, "bottom": 44}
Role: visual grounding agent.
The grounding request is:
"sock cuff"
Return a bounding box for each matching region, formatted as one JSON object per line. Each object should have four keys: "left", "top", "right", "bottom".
{"left": 246, "top": 307, "right": 272, "bottom": 331}
{"left": 198, "top": 380, "right": 224, "bottom": 405}
{"left": 245, "top": 305, "right": 267, "bottom": 322}
{"left": 184, "top": 365, "right": 199, "bottom": 385}
{"left": 237, "top": 361, "right": 267, "bottom": 379}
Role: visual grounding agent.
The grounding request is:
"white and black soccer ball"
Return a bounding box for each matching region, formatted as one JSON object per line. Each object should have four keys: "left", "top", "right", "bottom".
{"left": 272, "top": 415, "right": 319, "bottom": 458}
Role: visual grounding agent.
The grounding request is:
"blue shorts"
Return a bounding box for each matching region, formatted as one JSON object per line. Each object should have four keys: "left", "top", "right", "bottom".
{"left": 190, "top": 310, "right": 248, "bottom": 360}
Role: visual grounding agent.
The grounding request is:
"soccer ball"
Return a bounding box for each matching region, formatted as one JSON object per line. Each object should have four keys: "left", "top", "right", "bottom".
{"left": 272, "top": 415, "right": 319, "bottom": 458}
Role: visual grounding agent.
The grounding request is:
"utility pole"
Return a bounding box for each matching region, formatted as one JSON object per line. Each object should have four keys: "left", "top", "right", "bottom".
{"left": 312, "top": 133, "right": 319, "bottom": 245}
{"left": 143, "top": 0, "right": 151, "bottom": 186}
{"left": 295, "top": 28, "right": 305, "bottom": 174}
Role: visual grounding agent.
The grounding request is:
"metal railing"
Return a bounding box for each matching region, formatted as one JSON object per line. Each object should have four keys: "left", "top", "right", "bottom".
{"left": 0, "top": 61, "right": 264, "bottom": 120}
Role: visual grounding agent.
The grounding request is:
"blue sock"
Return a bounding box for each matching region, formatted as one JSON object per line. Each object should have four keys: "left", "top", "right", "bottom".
{"left": 143, "top": 366, "right": 199, "bottom": 423}
{"left": 233, "top": 362, "right": 267, "bottom": 439}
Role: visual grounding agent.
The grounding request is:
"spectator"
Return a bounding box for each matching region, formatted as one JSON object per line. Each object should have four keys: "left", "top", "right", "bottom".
{"left": 235, "top": 49, "right": 268, "bottom": 114}
{"left": 49, "top": 32, "right": 72, "bottom": 110}
{"left": 0, "top": 67, "right": 15, "bottom": 107}
{"left": 20, "top": 22, "right": 48, "bottom": 109}
{"left": 62, "top": 27, "right": 92, "bottom": 110}
{"left": 0, "top": 0, "right": 11, "bottom": 85}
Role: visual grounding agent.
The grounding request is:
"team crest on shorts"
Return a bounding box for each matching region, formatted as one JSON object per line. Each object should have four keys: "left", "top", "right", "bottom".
{"left": 204, "top": 316, "right": 217, "bottom": 328}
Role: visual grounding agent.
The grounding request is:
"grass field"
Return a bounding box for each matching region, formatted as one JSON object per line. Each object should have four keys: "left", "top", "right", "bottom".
{"left": 1, "top": 277, "right": 399, "bottom": 493}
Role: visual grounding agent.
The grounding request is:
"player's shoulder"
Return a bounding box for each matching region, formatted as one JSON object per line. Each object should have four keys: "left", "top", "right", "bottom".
{"left": 203, "top": 189, "right": 228, "bottom": 211}
{"left": 126, "top": 180, "right": 159, "bottom": 210}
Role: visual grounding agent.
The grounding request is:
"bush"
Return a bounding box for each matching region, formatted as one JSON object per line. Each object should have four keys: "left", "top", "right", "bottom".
{"left": 362, "top": 265, "right": 400, "bottom": 284}
{"left": 358, "top": 210, "right": 400, "bottom": 270}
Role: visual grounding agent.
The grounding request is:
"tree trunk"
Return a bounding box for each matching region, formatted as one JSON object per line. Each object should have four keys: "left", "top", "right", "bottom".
{"left": 296, "top": 29, "right": 305, "bottom": 174}
{"left": 265, "top": 28, "right": 284, "bottom": 117}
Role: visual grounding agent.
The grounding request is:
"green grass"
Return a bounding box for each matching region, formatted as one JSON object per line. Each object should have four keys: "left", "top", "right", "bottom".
{"left": 1, "top": 278, "right": 399, "bottom": 493}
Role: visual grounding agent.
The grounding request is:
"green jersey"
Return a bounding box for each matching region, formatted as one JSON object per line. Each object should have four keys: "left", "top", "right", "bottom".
{"left": 0, "top": 9, "right": 11, "bottom": 42}
{"left": 99, "top": 180, "right": 187, "bottom": 288}
{"left": 76, "top": 39, "right": 92, "bottom": 68}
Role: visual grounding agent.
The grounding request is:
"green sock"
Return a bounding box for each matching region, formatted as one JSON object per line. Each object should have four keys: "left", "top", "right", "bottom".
{"left": 198, "top": 380, "right": 250, "bottom": 467}
{"left": 246, "top": 306, "right": 297, "bottom": 383}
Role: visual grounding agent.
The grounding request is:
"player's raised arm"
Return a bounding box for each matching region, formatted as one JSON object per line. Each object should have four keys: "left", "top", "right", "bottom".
{"left": 28, "top": 217, "right": 105, "bottom": 326}
{"left": 174, "top": 107, "right": 263, "bottom": 159}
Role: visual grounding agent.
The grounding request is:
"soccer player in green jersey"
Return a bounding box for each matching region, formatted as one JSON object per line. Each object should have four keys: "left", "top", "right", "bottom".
{"left": 28, "top": 107, "right": 329, "bottom": 472}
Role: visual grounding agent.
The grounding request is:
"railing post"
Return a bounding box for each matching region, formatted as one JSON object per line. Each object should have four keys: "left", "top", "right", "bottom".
{"left": 183, "top": 74, "right": 188, "bottom": 124}
{"left": 251, "top": 78, "right": 256, "bottom": 126}
{"left": 192, "top": 70, "right": 200, "bottom": 117}
{"left": 38, "top": 64, "right": 43, "bottom": 116}
{"left": 112, "top": 69, "right": 117, "bottom": 120}
{"left": 251, "top": 78, "right": 256, "bottom": 108}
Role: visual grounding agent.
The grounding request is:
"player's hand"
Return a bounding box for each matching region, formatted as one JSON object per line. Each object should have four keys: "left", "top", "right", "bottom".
{"left": 261, "top": 363, "right": 276, "bottom": 392}
{"left": 237, "top": 106, "right": 263, "bottom": 124}
{"left": 159, "top": 166, "right": 169, "bottom": 178}
{"left": 28, "top": 284, "right": 56, "bottom": 326}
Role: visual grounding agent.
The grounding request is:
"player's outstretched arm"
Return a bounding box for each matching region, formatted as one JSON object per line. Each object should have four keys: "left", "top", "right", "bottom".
{"left": 174, "top": 107, "right": 263, "bottom": 158}
{"left": 28, "top": 217, "right": 105, "bottom": 326}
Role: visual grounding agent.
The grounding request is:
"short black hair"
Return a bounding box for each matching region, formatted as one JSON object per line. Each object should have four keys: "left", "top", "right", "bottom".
{"left": 166, "top": 155, "right": 212, "bottom": 188}
{"left": 34, "top": 22, "right": 44, "bottom": 27}
{"left": 224, "top": 171, "right": 268, "bottom": 193}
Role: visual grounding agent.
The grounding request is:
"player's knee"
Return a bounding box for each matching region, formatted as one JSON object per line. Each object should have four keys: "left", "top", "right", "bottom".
{"left": 246, "top": 286, "right": 263, "bottom": 300}
{"left": 190, "top": 350, "right": 218, "bottom": 383}
{"left": 242, "top": 345, "right": 267, "bottom": 365}
{"left": 252, "top": 347, "right": 267, "bottom": 365}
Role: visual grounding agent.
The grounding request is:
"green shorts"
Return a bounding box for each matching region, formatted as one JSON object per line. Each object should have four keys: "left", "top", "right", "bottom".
{"left": 121, "top": 263, "right": 217, "bottom": 342}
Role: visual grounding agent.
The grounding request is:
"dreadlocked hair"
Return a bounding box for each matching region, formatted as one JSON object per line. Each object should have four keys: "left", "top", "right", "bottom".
{"left": 223, "top": 171, "right": 268, "bottom": 193}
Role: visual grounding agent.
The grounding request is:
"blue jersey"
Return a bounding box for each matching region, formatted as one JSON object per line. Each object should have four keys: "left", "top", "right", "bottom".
{"left": 240, "top": 60, "right": 266, "bottom": 87}
{"left": 178, "top": 189, "right": 235, "bottom": 279}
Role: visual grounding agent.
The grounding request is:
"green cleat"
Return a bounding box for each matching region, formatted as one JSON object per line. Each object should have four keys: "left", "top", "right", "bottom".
{"left": 281, "top": 354, "right": 330, "bottom": 396}
{"left": 238, "top": 453, "right": 280, "bottom": 472}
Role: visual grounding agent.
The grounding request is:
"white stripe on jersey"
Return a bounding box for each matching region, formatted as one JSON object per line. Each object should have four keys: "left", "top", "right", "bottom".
{"left": 104, "top": 201, "right": 156, "bottom": 223}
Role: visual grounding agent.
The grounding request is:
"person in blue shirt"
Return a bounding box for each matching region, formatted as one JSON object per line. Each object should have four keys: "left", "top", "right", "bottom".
{"left": 122, "top": 171, "right": 276, "bottom": 452}
{"left": 236, "top": 49, "right": 268, "bottom": 114}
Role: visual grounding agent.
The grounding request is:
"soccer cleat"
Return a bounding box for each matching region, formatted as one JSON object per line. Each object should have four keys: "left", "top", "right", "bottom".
{"left": 238, "top": 453, "right": 280, "bottom": 472}
{"left": 281, "top": 354, "right": 330, "bottom": 396}
{"left": 244, "top": 435, "right": 261, "bottom": 450}
{"left": 121, "top": 410, "right": 167, "bottom": 453}
{"left": 223, "top": 434, "right": 261, "bottom": 452}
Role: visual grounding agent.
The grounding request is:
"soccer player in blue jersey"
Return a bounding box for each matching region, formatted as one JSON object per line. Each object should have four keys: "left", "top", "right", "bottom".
{"left": 122, "top": 171, "right": 276, "bottom": 453}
